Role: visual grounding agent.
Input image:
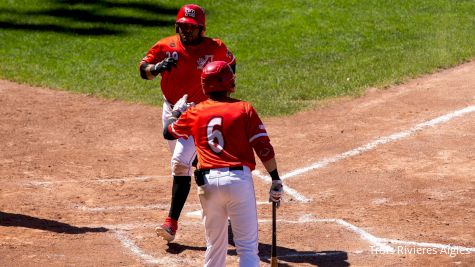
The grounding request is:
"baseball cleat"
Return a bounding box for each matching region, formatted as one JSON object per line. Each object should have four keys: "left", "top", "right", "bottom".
{"left": 155, "top": 217, "right": 177, "bottom": 242}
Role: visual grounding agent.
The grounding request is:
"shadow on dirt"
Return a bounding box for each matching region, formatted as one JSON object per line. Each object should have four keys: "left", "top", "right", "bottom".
{"left": 163, "top": 222, "right": 349, "bottom": 266}
{"left": 166, "top": 242, "right": 207, "bottom": 254}
{"left": 227, "top": 223, "right": 350, "bottom": 266}
{"left": 0, "top": 211, "right": 108, "bottom": 234}
{"left": 256, "top": 244, "right": 349, "bottom": 267}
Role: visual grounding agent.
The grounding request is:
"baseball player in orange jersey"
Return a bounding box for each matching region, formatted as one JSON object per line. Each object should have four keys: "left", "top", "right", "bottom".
{"left": 138, "top": 4, "right": 236, "bottom": 242}
{"left": 163, "top": 61, "right": 284, "bottom": 267}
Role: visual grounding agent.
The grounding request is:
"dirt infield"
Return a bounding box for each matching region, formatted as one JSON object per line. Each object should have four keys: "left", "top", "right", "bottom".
{"left": 1, "top": 61, "right": 474, "bottom": 266}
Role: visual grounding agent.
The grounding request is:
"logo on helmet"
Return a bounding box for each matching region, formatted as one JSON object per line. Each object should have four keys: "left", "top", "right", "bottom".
{"left": 184, "top": 8, "right": 196, "bottom": 18}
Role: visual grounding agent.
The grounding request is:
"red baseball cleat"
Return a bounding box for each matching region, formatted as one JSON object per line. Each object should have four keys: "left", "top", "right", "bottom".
{"left": 155, "top": 217, "right": 178, "bottom": 242}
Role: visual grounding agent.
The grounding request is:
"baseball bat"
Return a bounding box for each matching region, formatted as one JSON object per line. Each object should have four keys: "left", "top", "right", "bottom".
{"left": 271, "top": 201, "right": 278, "bottom": 267}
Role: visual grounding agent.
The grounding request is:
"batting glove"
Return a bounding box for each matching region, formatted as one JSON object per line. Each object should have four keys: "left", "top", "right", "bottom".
{"left": 152, "top": 57, "right": 177, "bottom": 75}
{"left": 269, "top": 180, "right": 283, "bottom": 208}
{"left": 172, "top": 94, "right": 193, "bottom": 116}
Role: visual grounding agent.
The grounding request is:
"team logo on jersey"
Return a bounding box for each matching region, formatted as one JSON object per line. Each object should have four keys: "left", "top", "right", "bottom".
{"left": 197, "top": 55, "right": 214, "bottom": 69}
{"left": 185, "top": 8, "right": 196, "bottom": 17}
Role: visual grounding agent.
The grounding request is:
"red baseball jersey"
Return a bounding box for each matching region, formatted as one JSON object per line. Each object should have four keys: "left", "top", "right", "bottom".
{"left": 168, "top": 98, "right": 271, "bottom": 170}
{"left": 140, "top": 35, "right": 235, "bottom": 104}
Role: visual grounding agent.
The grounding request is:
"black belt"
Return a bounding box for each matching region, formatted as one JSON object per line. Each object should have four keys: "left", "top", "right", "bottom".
{"left": 201, "top": 166, "right": 243, "bottom": 174}
{"left": 194, "top": 166, "right": 244, "bottom": 186}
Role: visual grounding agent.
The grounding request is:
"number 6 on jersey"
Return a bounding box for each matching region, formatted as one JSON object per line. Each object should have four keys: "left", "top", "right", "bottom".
{"left": 207, "top": 117, "right": 224, "bottom": 154}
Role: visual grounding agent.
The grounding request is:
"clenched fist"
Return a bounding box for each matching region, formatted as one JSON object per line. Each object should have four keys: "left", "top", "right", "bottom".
{"left": 151, "top": 57, "right": 177, "bottom": 75}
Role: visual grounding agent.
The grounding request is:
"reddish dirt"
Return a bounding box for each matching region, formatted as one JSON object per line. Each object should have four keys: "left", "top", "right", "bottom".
{"left": 1, "top": 61, "right": 474, "bottom": 266}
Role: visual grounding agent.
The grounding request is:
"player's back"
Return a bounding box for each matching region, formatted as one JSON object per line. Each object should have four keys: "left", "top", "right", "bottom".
{"left": 190, "top": 98, "right": 259, "bottom": 170}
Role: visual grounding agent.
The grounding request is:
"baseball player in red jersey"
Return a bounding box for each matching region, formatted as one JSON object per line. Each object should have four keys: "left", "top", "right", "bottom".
{"left": 138, "top": 4, "right": 236, "bottom": 242}
{"left": 163, "top": 61, "right": 284, "bottom": 267}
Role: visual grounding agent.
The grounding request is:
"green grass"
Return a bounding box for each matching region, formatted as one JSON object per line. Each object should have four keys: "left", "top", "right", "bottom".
{"left": 1, "top": 0, "right": 474, "bottom": 116}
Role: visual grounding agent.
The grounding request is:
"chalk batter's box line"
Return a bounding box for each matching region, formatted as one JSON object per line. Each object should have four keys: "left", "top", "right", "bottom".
{"left": 101, "top": 215, "right": 475, "bottom": 252}
{"left": 114, "top": 229, "right": 348, "bottom": 266}
{"left": 109, "top": 215, "right": 474, "bottom": 266}
{"left": 74, "top": 201, "right": 272, "bottom": 212}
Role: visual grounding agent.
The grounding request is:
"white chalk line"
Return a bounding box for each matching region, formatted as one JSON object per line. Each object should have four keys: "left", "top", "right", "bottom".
{"left": 27, "top": 175, "right": 168, "bottom": 186}
{"left": 76, "top": 201, "right": 270, "bottom": 213}
{"left": 260, "top": 215, "right": 393, "bottom": 252}
{"left": 253, "top": 170, "right": 311, "bottom": 203}
{"left": 114, "top": 230, "right": 198, "bottom": 266}
{"left": 76, "top": 203, "right": 193, "bottom": 212}
{"left": 21, "top": 104, "right": 475, "bottom": 264}
{"left": 25, "top": 104, "right": 475, "bottom": 205}
{"left": 110, "top": 214, "right": 474, "bottom": 265}
{"left": 281, "top": 104, "right": 475, "bottom": 180}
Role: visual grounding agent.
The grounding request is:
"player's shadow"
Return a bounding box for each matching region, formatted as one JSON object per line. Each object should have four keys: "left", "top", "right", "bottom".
{"left": 256, "top": 244, "right": 349, "bottom": 267}
{"left": 228, "top": 224, "right": 349, "bottom": 266}
{"left": 0, "top": 211, "right": 108, "bottom": 234}
{"left": 165, "top": 243, "right": 207, "bottom": 254}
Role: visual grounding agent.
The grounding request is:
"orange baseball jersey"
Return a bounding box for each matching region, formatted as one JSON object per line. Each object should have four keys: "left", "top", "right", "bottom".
{"left": 140, "top": 35, "right": 235, "bottom": 105}
{"left": 168, "top": 98, "right": 271, "bottom": 170}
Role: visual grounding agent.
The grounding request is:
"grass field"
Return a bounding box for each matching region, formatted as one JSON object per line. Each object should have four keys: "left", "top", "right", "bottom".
{"left": 0, "top": 0, "right": 474, "bottom": 115}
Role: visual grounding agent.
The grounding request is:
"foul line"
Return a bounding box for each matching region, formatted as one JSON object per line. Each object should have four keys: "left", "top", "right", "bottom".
{"left": 254, "top": 170, "right": 311, "bottom": 203}
{"left": 259, "top": 215, "right": 393, "bottom": 252}
{"left": 281, "top": 104, "right": 475, "bottom": 180}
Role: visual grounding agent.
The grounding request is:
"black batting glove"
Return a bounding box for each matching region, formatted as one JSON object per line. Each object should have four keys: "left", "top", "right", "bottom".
{"left": 151, "top": 57, "right": 177, "bottom": 75}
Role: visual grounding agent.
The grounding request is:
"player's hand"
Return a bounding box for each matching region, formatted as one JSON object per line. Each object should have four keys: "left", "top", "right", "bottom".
{"left": 152, "top": 57, "right": 177, "bottom": 74}
{"left": 269, "top": 180, "right": 283, "bottom": 208}
{"left": 172, "top": 94, "right": 191, "bottom": 115}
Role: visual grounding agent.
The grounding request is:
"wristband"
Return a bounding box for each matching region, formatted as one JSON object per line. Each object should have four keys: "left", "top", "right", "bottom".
{"left": 269, "top": 169, "right": 280, "bottom": 181}
{"left": 150, "top": 63, "right": 161, "bottom": 76}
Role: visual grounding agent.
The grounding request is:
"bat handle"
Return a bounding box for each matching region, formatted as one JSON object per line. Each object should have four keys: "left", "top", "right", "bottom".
{"left": 271, "top": 201, "right": 278, "bottom": 267}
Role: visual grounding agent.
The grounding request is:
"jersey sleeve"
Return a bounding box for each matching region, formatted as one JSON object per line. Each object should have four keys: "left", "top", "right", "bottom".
{"left": 168, "top": 109, "right": 194, "bottom": 140}
{"left": 246, "top": 104, "right": 275, "bottom": 162}
{"left": 246, "top": 104, "right": 269, "bottom": 144}
{"left": 140, "top": 41, "right": 166, "bottom": 65}
{"left": 213, "top": 39, "right": 236, "bottom": 66}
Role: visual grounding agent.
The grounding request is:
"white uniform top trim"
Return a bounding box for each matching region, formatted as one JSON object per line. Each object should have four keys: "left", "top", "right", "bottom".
{"left": 249, "top": 133, "right": 268, "bottom": 143}
{"left": 171, "top": 124, "right": 188, "bottom": 138}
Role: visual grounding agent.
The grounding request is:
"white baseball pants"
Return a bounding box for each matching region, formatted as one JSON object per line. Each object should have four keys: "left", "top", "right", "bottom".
{"left": 198, "top": 166, "right": 260, "bottom": 267}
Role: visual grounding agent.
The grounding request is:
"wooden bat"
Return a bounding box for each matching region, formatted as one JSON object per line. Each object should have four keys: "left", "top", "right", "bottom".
{"left": 271, "top": 201, "right": 278, "bottom": 267}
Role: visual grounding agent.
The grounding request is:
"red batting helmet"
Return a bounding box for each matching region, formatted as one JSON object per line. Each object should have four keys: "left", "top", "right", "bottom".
{"left": 176, "top": 4, "right": 206, "bottom": 29}
{"left": 201, "top": 61, "right": 235, "bottom": 95}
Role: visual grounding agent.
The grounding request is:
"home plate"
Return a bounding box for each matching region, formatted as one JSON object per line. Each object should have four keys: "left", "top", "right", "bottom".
{"left": 186, "top": 210, "right": 202, "bottom": 219}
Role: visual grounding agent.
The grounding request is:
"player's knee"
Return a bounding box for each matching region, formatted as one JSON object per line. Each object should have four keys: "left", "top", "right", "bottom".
{"left": 171, "top": 160, "right": 192, "bottom": 176}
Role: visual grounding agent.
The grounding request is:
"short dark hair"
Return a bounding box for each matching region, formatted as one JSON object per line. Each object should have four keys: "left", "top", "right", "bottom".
{"left": 208, "top": 91, "right": 227, "bottom": 98}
